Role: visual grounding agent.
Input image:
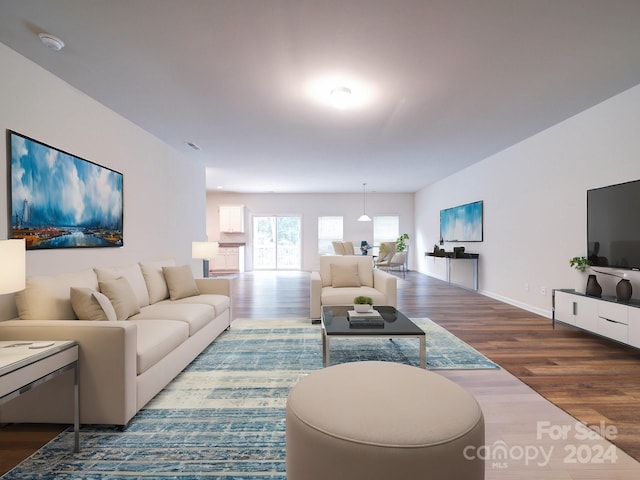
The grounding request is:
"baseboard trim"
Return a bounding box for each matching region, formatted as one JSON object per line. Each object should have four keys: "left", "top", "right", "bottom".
{"left": 479, "top": 289, "right": 552, "bottom": 319}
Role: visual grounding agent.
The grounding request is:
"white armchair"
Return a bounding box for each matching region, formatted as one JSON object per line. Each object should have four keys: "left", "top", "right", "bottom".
{"left": 310, "top": 255, "right": 398, "bottom": 321}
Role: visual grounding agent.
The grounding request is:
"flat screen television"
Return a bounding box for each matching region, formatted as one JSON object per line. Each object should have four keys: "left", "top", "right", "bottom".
{"left": 587, "top": 179, "right": 640, "bottom": 271}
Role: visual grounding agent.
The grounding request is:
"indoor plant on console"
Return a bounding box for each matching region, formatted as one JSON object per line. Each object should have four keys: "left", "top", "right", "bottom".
{"left": 353, "top": 295, "right": 374, "bottom": 313}
{"left": 569, "top": 256, "right": 599, "bottom": 296}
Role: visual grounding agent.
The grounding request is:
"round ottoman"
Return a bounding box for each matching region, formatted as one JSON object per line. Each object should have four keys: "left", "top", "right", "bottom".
{"left": 286, "top": 361, "right": 484, "bottom": 480}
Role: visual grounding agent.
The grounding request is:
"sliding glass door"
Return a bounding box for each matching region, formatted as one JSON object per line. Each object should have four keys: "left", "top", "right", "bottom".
{"left": 253, "top": 216, "right": 301, "bottom": 270}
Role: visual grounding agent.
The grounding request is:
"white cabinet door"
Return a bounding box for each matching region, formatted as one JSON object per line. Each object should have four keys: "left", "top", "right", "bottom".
{"left": 225, "top": 249, "right": 239, "bottom": 270}
{"left": 211, "top": 247, "right": 240, "bottom": 271}
{"left": 554, "top": 291, "right": 598, "bottom": 333}
{"left": 575, "top": 296, "right": 599, "bottom": 333}
{"left": 211, "top": 253, "right": 227, "bottom": 270}
{"left": 220, "top": 206, "right": 244, "bottom": 233}
{"left": 626, "top": 308, "right": 640, "bottom": 348}
{"left": 555, "top": 291, "right": 578, "bottom": 326}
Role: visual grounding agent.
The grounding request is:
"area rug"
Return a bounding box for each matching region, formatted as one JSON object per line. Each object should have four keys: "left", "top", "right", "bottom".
{"left": 3, "top": 318, "right": 498, "bottom": 479}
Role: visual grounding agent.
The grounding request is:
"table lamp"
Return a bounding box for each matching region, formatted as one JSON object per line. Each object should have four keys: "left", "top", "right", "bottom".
{"left": 192, "top": 241, "right": 219, "bottom": 278}
{"left": 0, "top": 239, "right": 26, "bottom": 294}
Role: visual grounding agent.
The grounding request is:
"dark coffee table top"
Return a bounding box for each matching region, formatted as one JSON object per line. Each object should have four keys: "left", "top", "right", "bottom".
{"left": 321, "top": 306, "right": 425, "bottom": 336}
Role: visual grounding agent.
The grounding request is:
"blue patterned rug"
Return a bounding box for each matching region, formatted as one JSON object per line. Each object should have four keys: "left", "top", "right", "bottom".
{"left": 3, "top": 318, "right": 497, "bottom": 479}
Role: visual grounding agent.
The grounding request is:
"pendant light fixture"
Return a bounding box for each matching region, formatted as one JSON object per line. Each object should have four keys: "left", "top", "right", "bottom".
{"left": 357, "top": 183, "right": 372, "bottom": 222}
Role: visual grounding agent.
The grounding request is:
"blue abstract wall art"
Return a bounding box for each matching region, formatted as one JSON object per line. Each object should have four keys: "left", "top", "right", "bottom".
{"left": 440, "top": 200, "right": 483, "bottom": 242}
{"left": 8, "top": 130, "right": 123, "bottom": 250}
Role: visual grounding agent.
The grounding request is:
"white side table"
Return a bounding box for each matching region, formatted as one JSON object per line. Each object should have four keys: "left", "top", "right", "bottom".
{"left": 0, "top": 340, "right": 79, "bottom": 452}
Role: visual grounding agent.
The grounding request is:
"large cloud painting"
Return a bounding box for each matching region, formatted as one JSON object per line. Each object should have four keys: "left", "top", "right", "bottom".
{"left": 9, "top": 131, "right": 123, "bottom": 249}
{"left": 440, "top": 201, "right": 483, "bottom": 243}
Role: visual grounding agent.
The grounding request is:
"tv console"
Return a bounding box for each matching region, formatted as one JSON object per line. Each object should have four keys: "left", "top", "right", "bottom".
{"left": 553, "top": 289, "right": 640, "bottom": 349}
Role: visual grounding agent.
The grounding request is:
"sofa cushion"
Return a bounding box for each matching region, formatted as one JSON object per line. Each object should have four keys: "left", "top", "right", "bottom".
{"left": 330, "top": 263, "right": 361, "bottom": 287}
{"left": 99, "top": 277, "right": 141, "bottom": 320}
{"left": 139, "top": 258, "right": 176, "bottom": 304}
{"left": 159, "top": 294, "right": 230, "bottom": 318}
{"left": 321, "top": 286, "right": 387, "bottom": 307}
{"left": 162, "top": 265, "right": 200, "bottom": 300}
{"left": 130, "top": 303, "right": 214, "bottom": 336}
{"left": 70, "top": 287, "right": 118, "bottom": 321}
{"left": 15, "top": 269, "right": 99, "bottom": 320}
{"left": 130, "top": 319, "right": 189, "bottom": 375}
{"left": 95, "top": 264, "right": 150, "bottom": 308}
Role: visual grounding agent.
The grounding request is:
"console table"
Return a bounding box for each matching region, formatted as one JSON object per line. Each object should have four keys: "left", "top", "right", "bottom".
{"left": 0, "top": 340, "right": 79, "bottom": 452}
{"left": 425, "top": 252, "right": 479, "bottom": 291}
{"left": 553, "top": 289, "right": 640, "bottom": 349}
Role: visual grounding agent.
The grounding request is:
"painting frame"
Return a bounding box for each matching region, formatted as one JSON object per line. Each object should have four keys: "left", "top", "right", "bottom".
{"left": 440, "top": 200, "right": 483, "bottom": 242}
{"left": 7, "top": 130, "right": 124, "bottom": 250}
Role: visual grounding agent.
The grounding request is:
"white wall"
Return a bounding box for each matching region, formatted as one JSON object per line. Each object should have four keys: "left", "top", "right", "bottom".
{"left": 0, "top": 44, "right": 207, "bottom": 319}
{"left": 206, "top": 192, "right": 414, "bottom": 272}
{"left": 415, "top": 83, "right": 640, "bottom": 317}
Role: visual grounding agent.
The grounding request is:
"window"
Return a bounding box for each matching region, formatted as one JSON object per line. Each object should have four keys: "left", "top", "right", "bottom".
{"left": 318, "top": 216, "right": 343, "bottom": 255}
{"left": 373, "top": 216, "right": 399, "bottom": 246}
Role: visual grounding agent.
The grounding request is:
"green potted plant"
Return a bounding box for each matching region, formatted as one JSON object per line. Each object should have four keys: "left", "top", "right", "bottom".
{"left": 353, "top": 295, "right": 374, "bottom": 313}
{"left": 569, "top": 256, "right": 592, "bottom": 294}
{"left": 396, "top": 233, "right": 409, "bottom": 252}
{"left": 569, "top": 256, "right": 590, "bottom": 273}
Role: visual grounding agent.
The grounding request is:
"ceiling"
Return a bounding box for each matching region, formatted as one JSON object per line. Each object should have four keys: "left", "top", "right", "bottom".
{"left": 1, "top": 1, "right": 640, "bottom": 194}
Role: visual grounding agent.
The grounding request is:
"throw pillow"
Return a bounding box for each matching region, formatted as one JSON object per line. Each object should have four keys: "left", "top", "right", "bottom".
{"left": 139, "top": 258, "right": 175, "bottom": 304}
{"left": 162, "top": 265, "right": 200, "bottom": 300}
{"left": 99, "top": 277, "right": 141, "bottom": 320}
{"left": 70, "top": 287, "right": 118, "bottom": 321}
{"left": 330, "top": 263, "right": 361, "bottom": 287}
{"left": 94, "top": 264, "right": 150, "bottom": 308}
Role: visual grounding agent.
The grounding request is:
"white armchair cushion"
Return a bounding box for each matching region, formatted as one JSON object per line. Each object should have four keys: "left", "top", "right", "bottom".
{"left": 321, "top": 287, "right": 386, "bottom": 307}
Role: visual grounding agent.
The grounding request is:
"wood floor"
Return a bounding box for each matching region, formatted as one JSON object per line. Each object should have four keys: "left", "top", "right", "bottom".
{"left": 2, "top": 269, "right": 640, "bottom": 476}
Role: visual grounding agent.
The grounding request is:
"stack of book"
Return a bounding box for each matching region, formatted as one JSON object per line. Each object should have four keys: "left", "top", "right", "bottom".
{"left": 347, "top": 309, "right": 384, "bottom": 327}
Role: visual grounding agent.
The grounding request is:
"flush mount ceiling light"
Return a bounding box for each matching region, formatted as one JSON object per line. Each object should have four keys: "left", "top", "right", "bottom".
{"left": 330, "top": 86, "right": 352, "bottom": 109}
{"left": 305, "top": 75, "right": 374, "bottom": 110}
{"left": 357, "top": 183, "right": 372, "bottom": 222}
{"left": 38, "top": 33, "right": 65, "bottom": 51}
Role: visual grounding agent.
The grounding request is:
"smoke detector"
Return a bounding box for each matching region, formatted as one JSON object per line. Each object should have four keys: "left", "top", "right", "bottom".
{"left": 38, "top": 33, "right": 65, "bottom": 51}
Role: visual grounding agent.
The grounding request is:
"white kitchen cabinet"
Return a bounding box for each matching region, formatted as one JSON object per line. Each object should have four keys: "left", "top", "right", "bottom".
{"left": 211, "top": 247, "right": 241, "bottom": 272}
{"left": 219, "top": 205, "right": 244, "bottom": 233}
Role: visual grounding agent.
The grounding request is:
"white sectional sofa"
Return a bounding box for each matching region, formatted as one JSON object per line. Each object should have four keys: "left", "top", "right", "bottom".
{"left": 0, "top": 259, "right": 232, "bottom": 426}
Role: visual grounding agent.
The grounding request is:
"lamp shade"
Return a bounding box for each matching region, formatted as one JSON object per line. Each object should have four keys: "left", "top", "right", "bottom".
{"left": 0, "top": 239, "right": 26, "bottom": 294}
{"left": 192, "top": 241, "right": 219, "bottom": 259}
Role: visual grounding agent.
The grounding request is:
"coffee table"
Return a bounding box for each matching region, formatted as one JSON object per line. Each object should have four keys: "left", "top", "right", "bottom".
{"left": 320, "top": 306, "right": 426, "bottom": 368}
